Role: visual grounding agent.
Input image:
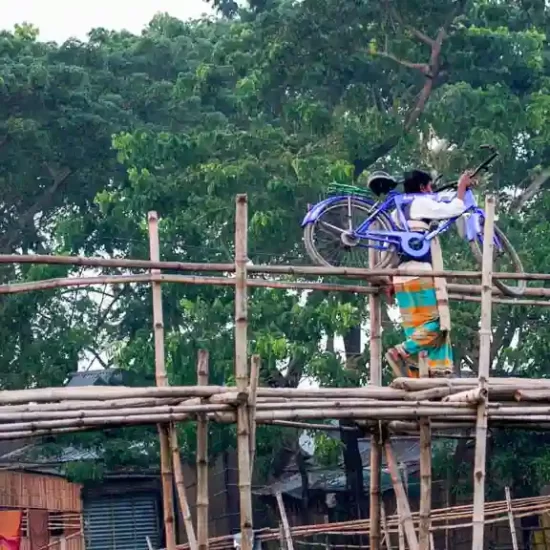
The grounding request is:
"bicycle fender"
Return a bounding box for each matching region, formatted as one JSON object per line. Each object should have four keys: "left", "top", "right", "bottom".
{"left": 301, "top": 195, "right": 376, "bottom": 227}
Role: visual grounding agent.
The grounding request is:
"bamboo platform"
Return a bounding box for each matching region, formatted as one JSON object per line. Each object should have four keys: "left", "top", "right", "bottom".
{"left": 1, "top": 194, "right": 549, "bottom": 550}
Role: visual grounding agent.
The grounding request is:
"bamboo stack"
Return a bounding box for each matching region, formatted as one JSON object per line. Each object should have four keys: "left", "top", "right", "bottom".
{"left": 2, "top": 381, "right": 550, "bottom": 441}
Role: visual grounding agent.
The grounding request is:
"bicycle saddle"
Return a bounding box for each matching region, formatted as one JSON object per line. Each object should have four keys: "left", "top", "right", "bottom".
{"left": 367, "top": 171, "right": 398, "bottom": 197}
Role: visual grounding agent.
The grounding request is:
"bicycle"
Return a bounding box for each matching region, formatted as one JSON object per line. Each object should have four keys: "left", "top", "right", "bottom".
{"left": 301, "top": 146, "right": 526, "bottom": 297}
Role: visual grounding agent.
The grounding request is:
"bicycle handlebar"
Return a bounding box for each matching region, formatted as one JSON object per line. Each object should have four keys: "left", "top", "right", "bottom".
{"left": 434, "top": 145, "right": 499, "bottom": 193}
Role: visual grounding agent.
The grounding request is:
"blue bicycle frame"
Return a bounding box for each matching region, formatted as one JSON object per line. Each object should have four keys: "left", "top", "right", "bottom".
{"left": 302, "top": 187, "right": 504, "bottom": 259}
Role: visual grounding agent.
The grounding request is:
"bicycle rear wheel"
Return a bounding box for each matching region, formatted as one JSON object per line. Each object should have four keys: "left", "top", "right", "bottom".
{"left": 303, "top": 197, "right": 396, "bottom": 269}
{"left": 469, "top": 224, "right": 526, "bottom": 297}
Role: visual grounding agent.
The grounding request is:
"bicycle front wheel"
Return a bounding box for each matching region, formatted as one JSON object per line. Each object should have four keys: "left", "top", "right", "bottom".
{"left": 469, "top": 224, "right": 526, "bottom": 297}
{"left": 303, "top": 197, "right": 396, "bottom": 269}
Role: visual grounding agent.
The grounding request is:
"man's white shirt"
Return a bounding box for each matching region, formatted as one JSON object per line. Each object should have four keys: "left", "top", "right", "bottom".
{"left": 392, "top": 192, "right": 466, "bottom": 283}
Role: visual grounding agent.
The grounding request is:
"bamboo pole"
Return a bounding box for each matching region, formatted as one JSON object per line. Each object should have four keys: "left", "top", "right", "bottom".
{"left": 472, "top": 195, "right": 495, "bottom": 550}
{"left": 384, "top": 440, "right": 419, "bottom": 550}
{"left": 197, "top": 350, "right": 210, "bottom": 550}
{"left": 6, "top": 271, "right": 550, "bottom": 306}
{"left": 369, "top": 247, "right": 382, "bottom": 550}
{"left": 149, "top": 211, "right": 178, "bottom": 550}
{"left": 3, "top": 250, "right": 550, "bottom": 281}
{"left": 275, "top": 492, "right": 294, "bottom": 550}
{"left": 505, "top": 487, "right": 519, "bottom": 550}
{"left": 515, "top": 390, "right": 550, "bottom": 402}
{"left": 418, "top": 354, "right": 431, "bottom": 550}
{"left": 443, "top": 388, "right": 488, "bottom": 404}
{"left": 172, "top": 426, "right": 197, "bottom": 550}
{"left": 249, "top": 355, "right": 260, "bottom": 475}
{"left": 0, "top": 272, "right": 379, "bottom": 297}
{"left": 381, "top": 502, "right": 393, "bottom": 550}
{"left": 235, "top": 194, "right": 253, "bottom": 550}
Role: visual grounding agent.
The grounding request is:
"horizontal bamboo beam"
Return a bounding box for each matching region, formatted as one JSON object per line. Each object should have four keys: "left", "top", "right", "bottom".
{"left": 2, "top": 252, "right": 550, "bottom": 282}
{"left": 5, "top": 272, "right": 550, "bottom": 305}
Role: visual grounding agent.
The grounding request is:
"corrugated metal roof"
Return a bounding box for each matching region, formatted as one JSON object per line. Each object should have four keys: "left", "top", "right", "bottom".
{"left": 256, "top": 435, "right": 421, "bottom": 499}
{"left": 67, "top": 369, "right": 124, "bottom": 387}
{"left": 254, "top": 467, "right": 399, "bottom": 498}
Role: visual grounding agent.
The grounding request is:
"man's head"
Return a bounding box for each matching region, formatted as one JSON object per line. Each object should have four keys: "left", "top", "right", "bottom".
{"left": 403, "top": 169, "right": 433, "bottom": 194}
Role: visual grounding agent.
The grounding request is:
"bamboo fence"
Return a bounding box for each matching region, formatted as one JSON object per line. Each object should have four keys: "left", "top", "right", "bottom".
{"left": 2, "top": 193, "right": 550, "bottom": 550}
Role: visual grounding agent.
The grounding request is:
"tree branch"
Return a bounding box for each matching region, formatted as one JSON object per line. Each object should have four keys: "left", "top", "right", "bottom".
{"left": 405, "top": 28, "right": 446, "bottom": 130}
{"left": 354, "top": 1, "right": 467, "bottom": 178}
{"left": 85, "top": 346, "right": 109, "bottom": 369}
{"left": 510, "top": 168, "right": 550, "bottom": 213}
{"left": 390, "top": 7, "right": 435, "bottom": 47}
{"left": 0, "top": 164, "right": 72, "bottom": 253}
{"left": 373, "top": 50, "right": 431, "bottom": 75}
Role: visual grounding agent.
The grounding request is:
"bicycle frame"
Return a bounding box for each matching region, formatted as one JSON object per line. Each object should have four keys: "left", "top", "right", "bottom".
{"left": 302, "top": 188, "right": 503, "bottom": 259}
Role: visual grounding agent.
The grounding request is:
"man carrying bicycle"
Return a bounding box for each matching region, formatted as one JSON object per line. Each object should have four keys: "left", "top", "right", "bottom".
{"left": 381, "top": 168, "right": 476, "bottom": 379}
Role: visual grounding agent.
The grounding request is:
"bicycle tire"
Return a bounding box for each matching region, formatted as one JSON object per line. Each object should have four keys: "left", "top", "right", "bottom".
{"left": 303, "top": 197, "right": 396, "bottom": 269}
{"left": 469, "top": 224, "right": 526, "bottom": 297}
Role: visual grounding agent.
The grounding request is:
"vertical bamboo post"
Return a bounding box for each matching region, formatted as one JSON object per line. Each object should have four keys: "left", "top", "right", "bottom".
{"left": 505, "top": 487, "right": 519, "bottom": 550}
{"left": 430, "top": 236, "right": 451, "bottom": 331}
{"left": 369, "top": 247, "right": 382, "bottom": 550}
{"left": 398, "top": 509, "right": 405, "bottom": 550}
{"left": 197, "top": 350, "right": 210, "bottom": 550}
{"left": 235, "top": 194, "right": 253, "bottom": 550}
{"left": 418, "top": 353, "right": 431, "bottom": 550}
{"left": 249, "top": 355, "right": 260, "bottom": 476}
{"left": 275, "top": 491, "right": 294, "bottom": 550}
{"left": 148, "top": 211, "right": 177, "bottom": 550}
{"left": 384, "top": 440, "right": 419, "bottom": 550}
{"left": 471, "top": 195, "right": 495, "bottom": 550}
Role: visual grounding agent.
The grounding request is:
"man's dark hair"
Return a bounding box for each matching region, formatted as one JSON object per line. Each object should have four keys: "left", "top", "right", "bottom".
{"left": 403, "top": 169, "right": 432, "bottom": 193}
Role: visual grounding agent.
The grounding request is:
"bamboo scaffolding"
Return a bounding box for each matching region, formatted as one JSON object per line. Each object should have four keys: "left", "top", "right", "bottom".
{"left": 7, "top": 193, "right": 550, "bottom": 550}
{"left": 149, "top": 211, "right": 178, "bottom": 550}
{"left": 235, "top": 194, "right": 253, "bottom": 550}
{"left": 196, "top": 350, "right": 209, "bottom": 550}
{"left": 472, "top": 196, "right": 495, "bottom": 550}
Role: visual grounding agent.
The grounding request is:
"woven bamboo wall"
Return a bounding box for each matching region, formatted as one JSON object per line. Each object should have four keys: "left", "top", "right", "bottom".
{"left": 0, "top": 470, "right": 82, "bottom": 511}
